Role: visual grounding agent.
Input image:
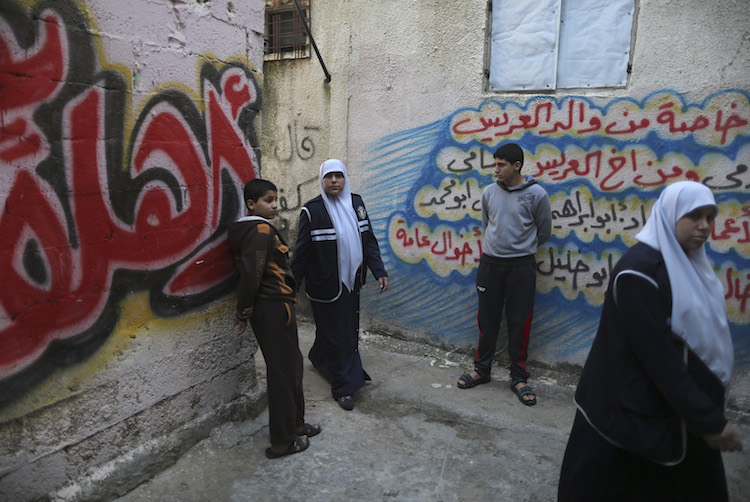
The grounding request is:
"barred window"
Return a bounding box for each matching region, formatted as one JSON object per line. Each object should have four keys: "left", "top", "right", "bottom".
{"left": 264, "top": 0, "right": 310, "bottom": 61}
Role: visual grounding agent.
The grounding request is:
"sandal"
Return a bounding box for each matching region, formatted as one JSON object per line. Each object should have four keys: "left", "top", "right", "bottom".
{"left": 265, "top": 435, "right": 310, "bottom": 459}
{"left": 457, "top": 372, "right": 490, "bottom": 389}
{"left": 511, "top": 381, "right": 537, "bottom": 406}
{"left": 299, "top": 423, "right": 322, "bottom": 437}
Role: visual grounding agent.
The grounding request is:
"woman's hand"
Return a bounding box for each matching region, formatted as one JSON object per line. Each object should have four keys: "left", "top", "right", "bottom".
{"left": 704, "top": 423, "right": 743, "bottom": 452}
{"left": 378, "top": 276, "right": 389, "bottom": 293}
{"left": 234, "top": 306, "right": 253, "bottom": 336}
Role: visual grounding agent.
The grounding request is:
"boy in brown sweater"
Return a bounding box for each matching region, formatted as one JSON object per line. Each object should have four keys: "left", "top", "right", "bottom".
{"left": 228, "top": 178, "right": 320, "bottom": 459}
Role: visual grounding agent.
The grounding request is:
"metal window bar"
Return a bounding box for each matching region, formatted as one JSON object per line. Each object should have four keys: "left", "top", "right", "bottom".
{"left": 264, "top": 1, "right": 310, "bottom": 60}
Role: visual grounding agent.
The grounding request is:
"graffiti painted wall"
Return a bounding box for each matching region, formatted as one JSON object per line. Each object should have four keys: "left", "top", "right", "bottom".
{"left": 0, "top": 0, "right": 265, "bottom": 499}
{"left": 360, "top": 91, "right": 750, "bottom": 371}
{"left": 257, "top": 0, "right": 750, "bottom": 395}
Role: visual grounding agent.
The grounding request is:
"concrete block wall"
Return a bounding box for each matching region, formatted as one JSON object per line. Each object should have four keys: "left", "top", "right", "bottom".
{"left": 0, "top": 0, "right": 266, "bottom": 499}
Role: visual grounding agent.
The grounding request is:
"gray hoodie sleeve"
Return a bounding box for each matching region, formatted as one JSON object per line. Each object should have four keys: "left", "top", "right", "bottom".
{"left": 534, "top": 190, "right": 552, "bottom": 246}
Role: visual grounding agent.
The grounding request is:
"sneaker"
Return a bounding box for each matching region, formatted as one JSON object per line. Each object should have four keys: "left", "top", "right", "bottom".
{"left": 337, "top": 395, "right": 354, "bottom": 411}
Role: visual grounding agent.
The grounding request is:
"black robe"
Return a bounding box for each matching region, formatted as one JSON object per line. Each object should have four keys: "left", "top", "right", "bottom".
{"left": 291, "top": 194, "right": 386, "bottom": 398}
{"left": 559, "top": 242, "right": 729, "bottom": 501}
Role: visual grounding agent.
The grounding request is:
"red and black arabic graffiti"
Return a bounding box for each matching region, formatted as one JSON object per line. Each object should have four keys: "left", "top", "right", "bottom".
{"left": 0, "top": 1, "right": 259, "bottom": 384}
{"left": 451, "top": 98, "right": 749, "bottom": 145}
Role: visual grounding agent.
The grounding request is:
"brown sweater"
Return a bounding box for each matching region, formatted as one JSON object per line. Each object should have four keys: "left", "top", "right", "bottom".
{"left": 228, "top": 217, "right": 296, "bottom": 316}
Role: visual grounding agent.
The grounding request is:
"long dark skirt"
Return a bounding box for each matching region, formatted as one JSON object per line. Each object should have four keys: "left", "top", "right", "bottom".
{"left": 558, "top": 410, "right": 728, "bottom": 502}
{"left": 309, "top": 285, "right": 369, "bottom": 399}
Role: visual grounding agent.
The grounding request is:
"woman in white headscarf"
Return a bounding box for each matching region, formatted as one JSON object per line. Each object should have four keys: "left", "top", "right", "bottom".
{"left": 291, "top": 160, "right": 388, "bottom": 411}
{"left": 558, "top": 181, "right": 742, "bottom": 501}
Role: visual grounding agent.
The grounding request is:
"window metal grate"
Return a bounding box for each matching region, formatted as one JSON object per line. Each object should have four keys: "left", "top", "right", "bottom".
{"left": 264, "top": 0, "right": 310, "bottom": 61}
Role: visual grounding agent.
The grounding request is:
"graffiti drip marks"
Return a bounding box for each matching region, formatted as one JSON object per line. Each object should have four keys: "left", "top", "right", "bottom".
{"left": 0, "top": 0, "right": 260, "bottom": 380}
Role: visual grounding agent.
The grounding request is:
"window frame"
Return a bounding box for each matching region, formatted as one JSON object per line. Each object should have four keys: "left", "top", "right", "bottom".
{"left": 486, "top": 0, "right": 637, "bottom": 92}
{"left": 264, "top": 0, "right": 311, "bottom": 61}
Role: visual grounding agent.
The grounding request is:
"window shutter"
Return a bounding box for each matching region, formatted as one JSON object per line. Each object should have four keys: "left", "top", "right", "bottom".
{"left": 489, "top": 0, "right": 561, "bottom": 91}
{"left": 557, "top": 0, "right": 634, "bottom": 88}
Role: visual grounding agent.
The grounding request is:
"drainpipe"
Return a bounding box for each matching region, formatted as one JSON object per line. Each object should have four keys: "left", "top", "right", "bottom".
{"left": 293, "top": 0, "right": 331, "bottom": 83}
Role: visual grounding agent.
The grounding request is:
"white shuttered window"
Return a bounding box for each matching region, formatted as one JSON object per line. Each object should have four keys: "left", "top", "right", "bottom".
{"left": 489, "top": 0, "right": 635, "bottom": 91}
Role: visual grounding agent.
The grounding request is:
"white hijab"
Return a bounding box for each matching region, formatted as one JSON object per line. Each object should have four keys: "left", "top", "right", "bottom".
{"left": 636, "top": 181, "right": 734, "bottom": 387}
{"left": 319, "top": 159, "right": 362, "bottom": 291}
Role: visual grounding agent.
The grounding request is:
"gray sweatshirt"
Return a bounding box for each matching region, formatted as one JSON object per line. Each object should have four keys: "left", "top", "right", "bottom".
{"left": 481, "top": 175, "right": 552, "bottom": 258}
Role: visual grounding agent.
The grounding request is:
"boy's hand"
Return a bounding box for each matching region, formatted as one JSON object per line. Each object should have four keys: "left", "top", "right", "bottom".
{"left": 234, "top": 317, "right": 247, "bottom": 336}
{"left": 378, "top": 276, "right": 389, "bottom": 293}
{"left": 234, "top": 307, "right": 254, "bottom": 336}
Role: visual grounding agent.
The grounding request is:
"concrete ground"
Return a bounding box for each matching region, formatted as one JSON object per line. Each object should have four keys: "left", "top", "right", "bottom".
{"left": 117, "top": 322, "right": 750, "bottom": 502}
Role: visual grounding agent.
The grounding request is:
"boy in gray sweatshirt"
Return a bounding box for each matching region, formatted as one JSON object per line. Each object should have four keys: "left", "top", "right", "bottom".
{"left": 457, "top": 143, "right": 551, "bottom": 406}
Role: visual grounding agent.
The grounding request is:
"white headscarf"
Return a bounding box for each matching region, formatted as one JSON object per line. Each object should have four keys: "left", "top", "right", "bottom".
{"left": 319, "top": 159, "right": 363, "bottom": 291}
{"left": 635, "top": 181, "right": 734, "bottom": 387}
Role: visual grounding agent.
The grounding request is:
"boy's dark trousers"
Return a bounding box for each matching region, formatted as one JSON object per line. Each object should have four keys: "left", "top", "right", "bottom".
{"left": 250, "top": 298, "right": 305, "bottom": 447}
{"left": 473, "top": 254, "right": 536, "bottom": 383}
